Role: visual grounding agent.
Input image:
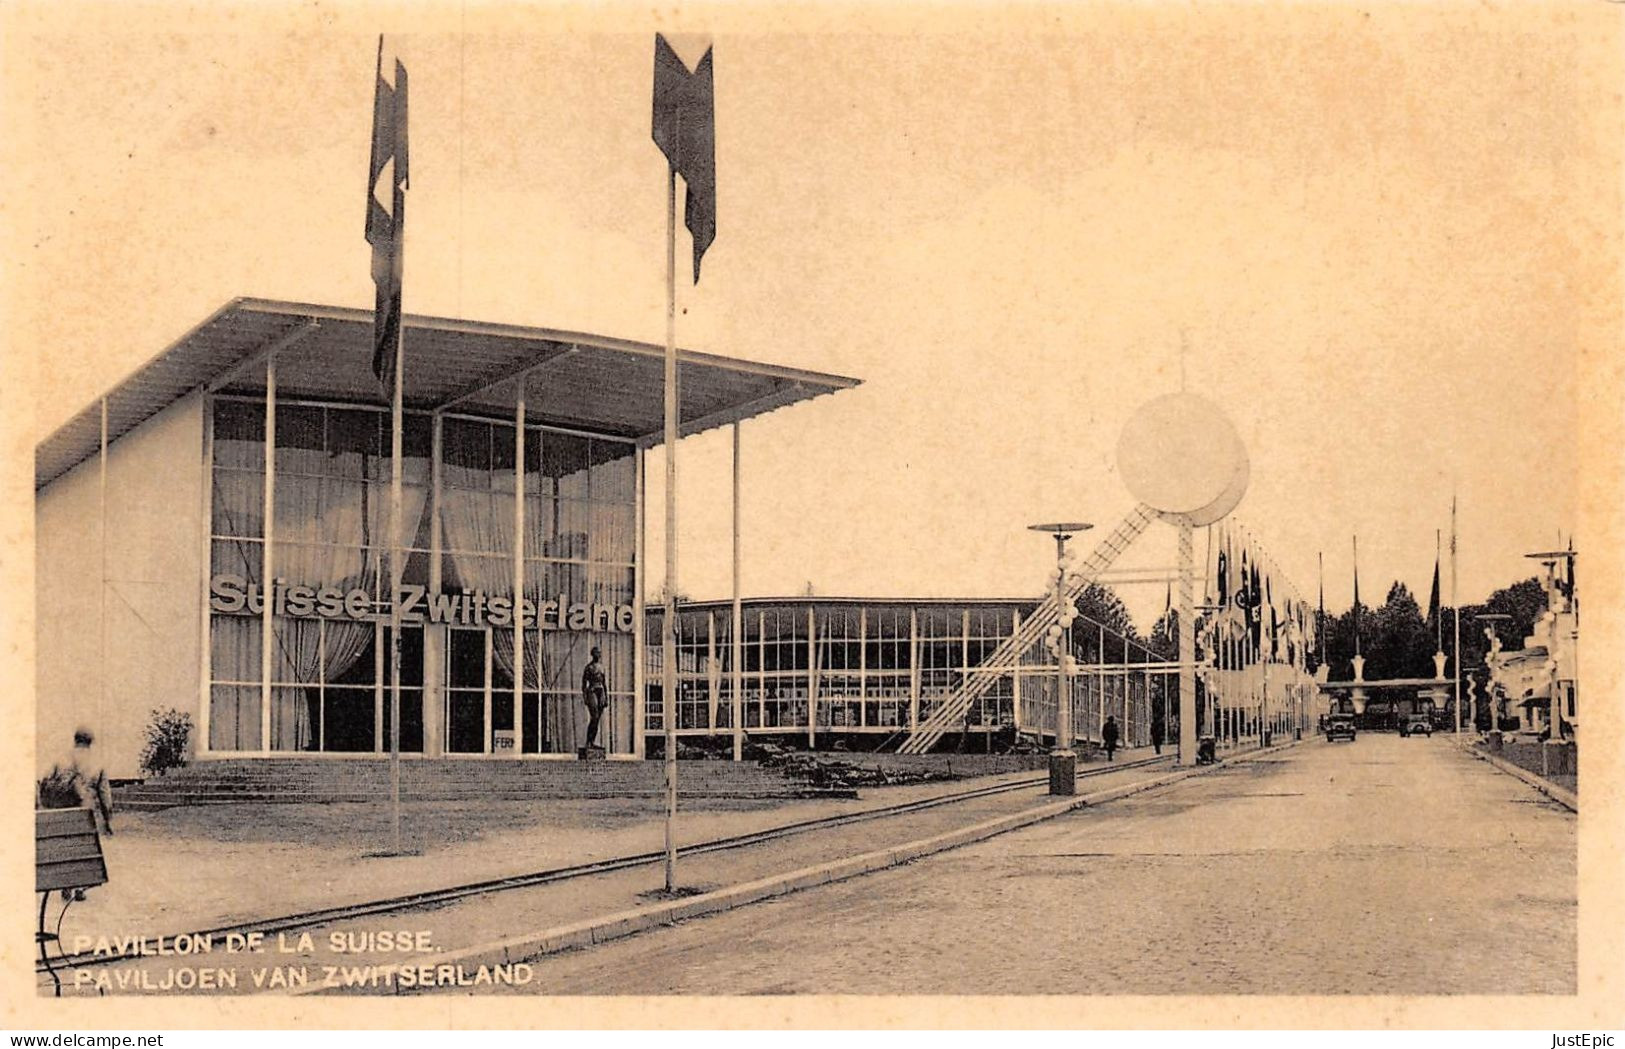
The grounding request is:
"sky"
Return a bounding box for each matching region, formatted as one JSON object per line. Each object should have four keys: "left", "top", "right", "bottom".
{"left": 4, "top": 2, "right": 1616, "bottom": 634}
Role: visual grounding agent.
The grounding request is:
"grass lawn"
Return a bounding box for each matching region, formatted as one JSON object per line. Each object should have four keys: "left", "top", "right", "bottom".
{"left": 126, "top": 795, "right": 793, "bottom": 853}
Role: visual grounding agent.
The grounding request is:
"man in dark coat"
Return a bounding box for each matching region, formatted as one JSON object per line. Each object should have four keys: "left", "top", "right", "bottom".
{"left": 1150, "top": 719, "right": 1164, "bottom": 756}
{"left": 1102, "top": 715, "right": 1120, "bottom": 761}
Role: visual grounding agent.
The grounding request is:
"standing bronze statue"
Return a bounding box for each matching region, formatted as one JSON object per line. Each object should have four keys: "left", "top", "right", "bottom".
{"left": 581, "top": 647, "right": 608, "bottom": 752}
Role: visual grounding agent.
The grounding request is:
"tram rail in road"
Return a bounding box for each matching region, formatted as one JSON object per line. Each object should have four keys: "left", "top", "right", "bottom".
{"left": 41, "top": 752, "right": 1172, "bottom": 976}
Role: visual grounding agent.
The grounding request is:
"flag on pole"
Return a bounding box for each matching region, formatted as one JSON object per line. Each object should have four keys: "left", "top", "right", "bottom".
{"left": 366, "top": 38, "right": 409, "bottom": 394}
{"left": 1352, "top": 535, "right": 1361, "bottom": 658}
{"left": 1318, "top": 550, "right": 1326, "bottom": 666}
{"left": 1427, "top": 536, "right": 1441, "bottom": 638}
{"left": 653, "top": 34, "right": 716, "bottom": 282}
{"left": 1267, "top": 575, "right": 1278, "bottom": 662}
{"left": 1557, "top": 537, "right": 1576, "bottom": 609}
{"left": 1249, "top": 560, "right": 1263, "bottom": 654}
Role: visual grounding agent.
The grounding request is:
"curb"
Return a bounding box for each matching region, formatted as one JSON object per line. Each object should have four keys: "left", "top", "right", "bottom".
{"left": 289, "top": 737, "right": 1298, "bottom": 995}
{"left": 1460, "top": 741, "right": 1578, "bottom": 812}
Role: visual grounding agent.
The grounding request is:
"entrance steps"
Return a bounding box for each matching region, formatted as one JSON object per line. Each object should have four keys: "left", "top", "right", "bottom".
{"left": 114, "top": 756, "right": 852, "bottom": 809}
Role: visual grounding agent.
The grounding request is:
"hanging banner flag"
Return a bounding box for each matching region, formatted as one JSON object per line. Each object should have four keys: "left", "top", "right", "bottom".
{"left": 1249, "top": 560, "right": 1263, "bottom": 654}
{"left": 1267, "top": 576, "right": 1279, "bottom": 662}
{"left": 1427, "top": 551, "right": 1441, "bottom": 630}
{"left": 366, "top": 37, "right": 409, "bottom": 395}
{"left": 652, "top": 33, "right": 717, "bottom": 282}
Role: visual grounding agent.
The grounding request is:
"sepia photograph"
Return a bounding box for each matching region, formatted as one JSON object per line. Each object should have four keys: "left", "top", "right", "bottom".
{"left": 4, "top": 0, "right": 1622, "bottom": 1031}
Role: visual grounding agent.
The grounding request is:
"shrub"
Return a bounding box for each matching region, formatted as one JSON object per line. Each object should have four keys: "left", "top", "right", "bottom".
{"left": 37, "top": 766, "right": 82, "bottom": 809}
{"left": 140, "top": 707, "right": 193, "bottom": 778}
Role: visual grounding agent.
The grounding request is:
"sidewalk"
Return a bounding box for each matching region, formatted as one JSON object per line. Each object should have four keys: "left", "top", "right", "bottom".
{"left": 46, "top": 748, "right": 1208, "bottom": 994}
{"left": 56, "top": 747, "right": 1167, "bottom": 950}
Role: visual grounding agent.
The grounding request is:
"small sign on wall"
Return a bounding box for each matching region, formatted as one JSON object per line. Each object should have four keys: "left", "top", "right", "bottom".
{"left": 492, "top": 730, "right": 516, "bottom": 752}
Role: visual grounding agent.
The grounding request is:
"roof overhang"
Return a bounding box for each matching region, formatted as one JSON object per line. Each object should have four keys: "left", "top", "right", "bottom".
{"left": 36, "top": 298, "right": 861, "bottom": 489}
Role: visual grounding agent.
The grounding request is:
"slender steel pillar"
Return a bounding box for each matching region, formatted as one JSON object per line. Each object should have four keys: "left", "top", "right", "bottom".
{"left": 1177, "top": 517, "right": 1197, "bottom": 766}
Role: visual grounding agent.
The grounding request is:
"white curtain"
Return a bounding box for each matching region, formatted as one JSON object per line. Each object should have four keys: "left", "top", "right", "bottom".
{"left": 491, "top": 629, "right": 540, "bottom": 689}
{"left": 276, "top": 474, "right": 428, "bottom": 593}
{"left": 270, "top": 618, "right": 374, "bottom": 751}
{"left": 441, "top": 488, "right": 514, "bottom": 593}
{"left": 209, "top": 616, "right": 261, "bottom": 751}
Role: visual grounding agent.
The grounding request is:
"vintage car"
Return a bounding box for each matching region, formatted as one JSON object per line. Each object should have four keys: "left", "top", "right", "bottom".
{"left": 1324, "top": 712, "right": 1357, "bottom": 742}
{"left": 1398, "top": 697, "right": 1435, "bottom": 737}
{"left": 1399, "top": 710, "right": 1433, "bottom": 737}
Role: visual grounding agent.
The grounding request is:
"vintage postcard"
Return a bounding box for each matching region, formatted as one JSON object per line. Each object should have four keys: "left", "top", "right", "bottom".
{"left": 3, "top": 0, "right": 1622, "bottom": 1032}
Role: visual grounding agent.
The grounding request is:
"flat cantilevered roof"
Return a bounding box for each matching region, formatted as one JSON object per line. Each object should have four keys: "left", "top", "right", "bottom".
{"left": 36, "top": 298, "right": 861, "bottom": 489}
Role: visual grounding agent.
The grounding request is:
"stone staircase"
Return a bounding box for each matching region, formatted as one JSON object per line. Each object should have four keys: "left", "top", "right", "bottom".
{"left": 116, "top": 756, "right": 853, "bottom": 809}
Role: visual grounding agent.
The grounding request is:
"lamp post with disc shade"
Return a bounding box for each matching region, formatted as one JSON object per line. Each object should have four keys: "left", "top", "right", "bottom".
{"left": 1029, "top": 522, "right": 1092, "bottom": 796}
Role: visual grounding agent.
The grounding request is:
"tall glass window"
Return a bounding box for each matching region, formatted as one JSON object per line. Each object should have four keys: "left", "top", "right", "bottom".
{"left": 208, "top": 397, "right": 428, "bottom": 754}
{"left": 438, "top": 416, "right": 638, "bottom": 755}
{"left": 815, "top": 607, "right": 863, "bottom": 730}
{"left": 864, "top": 607, "right": 911, "bottom": 728}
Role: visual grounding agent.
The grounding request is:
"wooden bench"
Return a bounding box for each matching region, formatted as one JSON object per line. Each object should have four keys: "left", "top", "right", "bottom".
{"left": 36, "top": 808, "right": 108, "bottom": 996}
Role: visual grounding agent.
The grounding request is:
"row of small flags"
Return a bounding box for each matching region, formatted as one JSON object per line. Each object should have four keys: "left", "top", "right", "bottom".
{"left": 1207, "top": 522, "right": 1316, "bottom": 672}
{"left": 365, "top": 33, "right": 718, "bottom": 393}
{"left": 1206, "top": 525, "right": 1458, "bottom": 673}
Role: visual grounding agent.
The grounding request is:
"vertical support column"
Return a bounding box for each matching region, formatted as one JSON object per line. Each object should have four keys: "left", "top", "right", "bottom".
{"left": 482, "top": 627, "right": 493, "bottom": 755}
{"left": 730, "top": 422, "right": 743, "bottom": 760}
{"left": 513, "top": 391, "right": 525, "bottom": 755}
{"left": 858, "top": 606, "right": 868, "bottom": 729}
{"left": 707, "top": 610, "right": 719, "bottom": 732}
{"left": 260, "top": 356, "right": 277, "bottom": 755}
{"left": 1010, "top": 608, "right": 1023, "bottom": 735}
{"left": 1178, "top": 516, "right": 1197, "bottom": 766}
{"left": 1122, "top": 633, "right": 1130, "bottom": 744}
{"left": 961, "top": 609, "right": 972, "bottom": 744}
{"left": 756, "top": 611, "right": 766, "bottom": 729}
{"left": 806, "top": 605, "right": 818, "bottom": 748}
{"left": 99, "top": 398, "right": 109, "bottom": 751}
{"left": 374, "top": 623, "right": 384, "bottom": 752}
{"left": 198, "top": 399, "right": 214, "bottom": 756}
{"left": 633, "top": 446, "right": 647, "bottom": 758}
{"left": 1097, "top": 623, "right": 1106, "bottom": 739}
{"left": 908, "top": 607, "right": 920, "bottom": 734}
{"left": 426, "top": 414, "right": 444, "bottom": 757}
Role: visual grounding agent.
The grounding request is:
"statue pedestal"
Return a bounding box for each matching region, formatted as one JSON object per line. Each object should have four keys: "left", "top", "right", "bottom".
{"left": 577, "top": 745, "right": 607, "bottom": 761}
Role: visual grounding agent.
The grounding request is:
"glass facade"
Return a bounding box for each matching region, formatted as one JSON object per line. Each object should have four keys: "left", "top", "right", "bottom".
{"left": 648, "top": 599, "right": 1175, "bottom": 750}
{"left": 207, "top": 397, "right": 638, "bottom": 757}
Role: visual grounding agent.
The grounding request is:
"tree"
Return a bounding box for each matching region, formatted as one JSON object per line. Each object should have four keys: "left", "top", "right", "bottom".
{"left": 1448, "top": 576, "right": 1546, "bottom": 676}
{"left": 1147, "top": 608, "right": 1178, "bottom": 661}
{"left": 1067, "top": 583, "right": 1137, "bottom": 661}
{"left": 1368, "top": 582, "right": 1433, "bottom": 680}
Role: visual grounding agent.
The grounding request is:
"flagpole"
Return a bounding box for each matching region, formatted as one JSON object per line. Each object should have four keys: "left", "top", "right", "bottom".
{"left": 1318, "top": 550, "right": 1325, "bottom": 668}
{"left": 1353, "top": 535, "right": 1360, "bottom": 660}
{"left": 389, "top": 308, "right": 404, "bottom": 856}
{"left": 365, "top": 35, "right": 408, "bottom": 856}
{"left": 1451, "top": 494, "right": 1461, "bottom": 734}
{"left": 662, "top": 159, "right": 680, "bottom": 893}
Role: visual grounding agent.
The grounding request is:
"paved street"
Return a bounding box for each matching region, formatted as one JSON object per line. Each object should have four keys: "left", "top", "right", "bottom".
{"left": 495, "top": 736, "right": 1574, "bottom": 995}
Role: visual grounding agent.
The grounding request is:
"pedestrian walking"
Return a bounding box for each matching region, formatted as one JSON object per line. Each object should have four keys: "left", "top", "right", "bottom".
{"left": 1150, "top": 718, "right": 1164, "bottom": 755}
{"left": 1102, "top": 715, "right": 1120, "bottom": 761}
{"left": 37, "top": 727, "right": 114, "bottom": 834}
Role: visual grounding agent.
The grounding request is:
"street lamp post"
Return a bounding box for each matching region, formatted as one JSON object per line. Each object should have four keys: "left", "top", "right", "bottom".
{"left": 1031, "top": 522, "right": 1092, "bottom": 796}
